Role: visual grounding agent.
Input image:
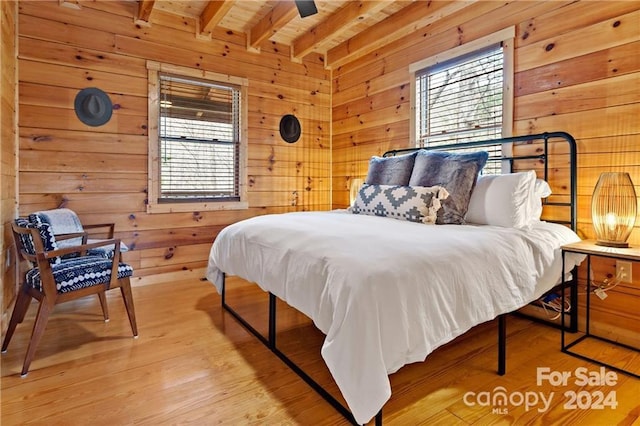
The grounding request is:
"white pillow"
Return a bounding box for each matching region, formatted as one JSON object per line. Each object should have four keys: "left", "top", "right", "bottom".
{"left": 529, "top": 179, "right": 552, "bottom": 221}
{"left": 465, "top": 171, "right": 537, "bottom": 228}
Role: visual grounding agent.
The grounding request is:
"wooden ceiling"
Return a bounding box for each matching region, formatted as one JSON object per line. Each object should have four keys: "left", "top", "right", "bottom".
{"left": 133, "top": 1, "right": 476, "bottom": 69}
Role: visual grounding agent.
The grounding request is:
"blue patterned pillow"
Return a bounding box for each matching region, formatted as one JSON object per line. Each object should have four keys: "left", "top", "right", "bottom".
{"left": 14, "top": 218, "right": 61, "bottom": 265}
{"left": 409, "top": 150, "right": 489, "bottom": 224}
{"left": 350, "top": 184, "right": 449, "bottom": 224}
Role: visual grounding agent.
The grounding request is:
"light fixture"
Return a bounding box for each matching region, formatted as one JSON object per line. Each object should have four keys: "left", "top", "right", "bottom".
{"left": 349, "top": 178, "right": 364, "bottom": 205}
{"left": 294, "top": 0, "right": 318, "bottom": 18}
{"left": 591, "top": 172, "right": 637, "bottom": 247}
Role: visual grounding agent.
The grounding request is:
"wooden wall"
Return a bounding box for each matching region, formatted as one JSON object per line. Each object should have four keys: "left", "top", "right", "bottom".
{"left": 4, "top": 1, "right": 639, "bottom": 340}
{"left": 331, "top": 1, "right": 639, "bottom": 342}
{"left": 16, "top": 0, "right": 331, "bottom": 284}
{"left": 1, "top": 0, "right": 18, "bottom": 333}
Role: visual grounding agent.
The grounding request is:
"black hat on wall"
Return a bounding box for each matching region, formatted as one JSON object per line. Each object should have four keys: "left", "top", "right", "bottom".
{"left": 74, "top": 87, "right": 113, "bottom": 127}
{"left": 279, "top": 114, "right": 301, "bottom": 144}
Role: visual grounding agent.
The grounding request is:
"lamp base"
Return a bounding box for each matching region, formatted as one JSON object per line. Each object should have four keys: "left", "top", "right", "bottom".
{"left": 595, "top": 240, "right": 630, "bottom": 248}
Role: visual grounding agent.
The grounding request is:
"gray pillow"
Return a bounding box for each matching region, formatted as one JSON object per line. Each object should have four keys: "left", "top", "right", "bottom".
{"left": 365, "top": 152, "right": 417, "bottom": 186}
{"left": 409, "top": 150, "right": 489, "bottom": 224}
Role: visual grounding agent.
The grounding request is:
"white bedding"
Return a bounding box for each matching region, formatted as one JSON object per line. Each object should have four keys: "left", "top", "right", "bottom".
{"left": 206, "top": 211, "right": 583, "bottom": 424}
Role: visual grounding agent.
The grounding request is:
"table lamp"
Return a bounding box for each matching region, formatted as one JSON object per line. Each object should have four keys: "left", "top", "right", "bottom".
{"left": 591, "top": 172, "right": 637, "bottom": 247}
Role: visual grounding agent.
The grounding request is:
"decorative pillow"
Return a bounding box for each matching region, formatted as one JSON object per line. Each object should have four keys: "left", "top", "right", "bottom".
{"left": 365, "top": 152, "right": 417, "bottom": 186}
{"left": 14, "top": 218, "right": 61, "bottom": 265}
{"left": 14, "top": 218, "right": 36, "bottom": 256}
{"left": 409, "top": 150, "right": 489, "bottom": 224}
{"left": 529, "top": 178, "right": 553, "bottom": 221}
{"left": 465, "top": 171, "right": 537, "bottom": 228}
{"left": 29, "top": 209, "right": 84, "bottom": 246}
{"left": 350, "top": 184, "right": 449, "bottom": 224}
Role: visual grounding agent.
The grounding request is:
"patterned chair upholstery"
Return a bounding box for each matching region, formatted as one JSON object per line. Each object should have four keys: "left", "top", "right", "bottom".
{"left": 13, "top": 218, "right": 61, "bottom": 265}
{"left": 1, "top": 218, "right": 138, "bottom": 376}
{"left": 28, "top": 208, "right": 129, "bottom": 259}
{"left": 24, "top": 254, "right": 134, "bottom": 294}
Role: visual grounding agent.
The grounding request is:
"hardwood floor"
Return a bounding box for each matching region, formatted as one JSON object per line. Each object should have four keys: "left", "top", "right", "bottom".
{"left": 2, "top": 276, "right": 639, "bottom": 425}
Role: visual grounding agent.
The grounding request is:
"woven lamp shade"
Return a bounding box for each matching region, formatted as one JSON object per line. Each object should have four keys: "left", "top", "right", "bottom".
{"left": 591, "top": 172, "right": 637, "bottom": 248}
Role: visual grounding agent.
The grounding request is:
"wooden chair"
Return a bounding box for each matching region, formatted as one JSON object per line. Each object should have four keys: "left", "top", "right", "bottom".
{"left": 1, "top": 219, "right": 138, "bottom": 376}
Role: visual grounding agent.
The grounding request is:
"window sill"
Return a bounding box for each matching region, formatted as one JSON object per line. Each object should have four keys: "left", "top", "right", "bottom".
{"left": 147, "top": 201, "right": 249, "bottom": 214}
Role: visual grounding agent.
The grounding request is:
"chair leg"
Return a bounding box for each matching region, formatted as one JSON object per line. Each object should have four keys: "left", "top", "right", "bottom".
{"left": 1, "top": 288, "right": 32, "bottom": 353}
{"left": 21, "top": 298, "right": 54, "bottom": 376}
{"left": 119, "top": 278, "right": 138, "bottom": 337}
{"left": 97, "top": 292, "right": 109, "bottom": 322}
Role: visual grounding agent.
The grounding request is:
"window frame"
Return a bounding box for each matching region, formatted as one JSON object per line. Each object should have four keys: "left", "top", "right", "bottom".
{"left": 409, "top": 27, "right": 515, "bottom": 164}
{"left": 147, "top": 61, "right": 248, "bottom": 213}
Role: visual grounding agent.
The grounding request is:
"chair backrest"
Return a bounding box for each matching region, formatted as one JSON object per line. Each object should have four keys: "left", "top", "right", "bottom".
{"left": 29, "top": 209, "right": 85, "bottom": 247}
{"left": 26, "top": 209, "right": 123, "bottom": 260}
{"left": 12, "top": 219, "right": 61, "bottom": 266}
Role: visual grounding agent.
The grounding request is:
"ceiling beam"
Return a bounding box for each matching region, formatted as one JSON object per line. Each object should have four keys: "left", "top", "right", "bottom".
{"left": 199, "top": 1, "right": 236, "bottom": 36}
{"left": 136, "top": 0, "right": 156, "bottom": 25}
{"left": 291, "top": 1, "right": 389, "bottom": 61}
{"left": 248, "top": 1, "right": 299, "bottom": 50}
{"left": 326, "top": 1, "right": 476, "bottom": 69}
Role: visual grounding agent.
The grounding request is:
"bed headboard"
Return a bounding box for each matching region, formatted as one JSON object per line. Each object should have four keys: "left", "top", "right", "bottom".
{"left": 383, "top": 132, "right": 578, "bottom": 231}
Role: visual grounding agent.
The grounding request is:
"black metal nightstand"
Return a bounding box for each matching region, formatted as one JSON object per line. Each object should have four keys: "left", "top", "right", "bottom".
{"left": 561, "top": 240, "right": 640, "bottom": 378}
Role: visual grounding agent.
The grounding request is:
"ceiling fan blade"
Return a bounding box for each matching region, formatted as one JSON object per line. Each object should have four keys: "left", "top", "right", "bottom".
{"left": 294, "top": 0, "right": 318, "bottom": 18}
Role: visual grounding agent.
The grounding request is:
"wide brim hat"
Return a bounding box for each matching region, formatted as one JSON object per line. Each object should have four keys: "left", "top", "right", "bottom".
{"left": 74, "top": 87, "right": 113, "bottom": 127}
{"left": 279, "top": 114, "right": 301, "bottom": 143}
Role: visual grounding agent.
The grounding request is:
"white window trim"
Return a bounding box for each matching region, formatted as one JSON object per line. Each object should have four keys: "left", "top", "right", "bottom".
{"left": 409, "top": 26, "right": 515, "bottom": 147}
{"left": 146, "top": 61, "right": 249, "bottom": 213}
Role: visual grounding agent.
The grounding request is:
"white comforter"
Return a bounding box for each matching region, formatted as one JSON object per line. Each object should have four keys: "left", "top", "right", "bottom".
{"left": 206, "top": 211, "right": 583, "bottom": 424}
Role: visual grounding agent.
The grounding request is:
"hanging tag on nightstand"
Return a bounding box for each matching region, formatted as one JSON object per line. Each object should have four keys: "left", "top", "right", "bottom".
{"left": 594, "top": 287, "right": 608, "bottom": 300}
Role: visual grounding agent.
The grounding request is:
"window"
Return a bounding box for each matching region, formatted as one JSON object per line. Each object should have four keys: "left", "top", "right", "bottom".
{"left": 147, "top": 62, "right": 248, "bottom": 213}
{"left": 415, "top": 44, "right": 503, "bottom": 145}
{"left": 410, "top": 28, "right": 514, "bottom": 174}
{"left": 159, "top": 75, "right": 239, "bottom": 201}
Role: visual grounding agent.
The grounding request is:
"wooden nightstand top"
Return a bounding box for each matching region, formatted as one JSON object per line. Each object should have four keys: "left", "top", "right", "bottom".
{"left": 562, "top": 239, "right": 640, "bottom": 261}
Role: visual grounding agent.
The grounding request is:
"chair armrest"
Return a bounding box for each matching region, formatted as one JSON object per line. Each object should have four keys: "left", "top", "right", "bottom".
{"left": 83, "top": 223, "right": 115, "bottom": 238}
{"left": 55, "top": 231, "right": 89, "bottom": 242}
{"left": 39, "top": 238, "right": 122, "bottom": 260}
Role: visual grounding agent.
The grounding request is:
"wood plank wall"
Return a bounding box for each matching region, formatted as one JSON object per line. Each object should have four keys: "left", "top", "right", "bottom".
{"left": 331, "top": 1, "right": 640, "bottom": 343}
{"left": 15, "top": 0, "right": 331, "bottom": 284}
{"left": 1, "top": 0, "right": 18, "bottom": 333}
{"left": 5, "top": 1, "right": 639, "bottom": 341}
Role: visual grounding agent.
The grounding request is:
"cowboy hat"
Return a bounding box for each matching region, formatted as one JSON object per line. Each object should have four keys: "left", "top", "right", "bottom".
{"left": 279, "top": 114, "right": 301, "bottom": 143}
{"left": 74, "top": 87, "right": 113, "bottom": 127}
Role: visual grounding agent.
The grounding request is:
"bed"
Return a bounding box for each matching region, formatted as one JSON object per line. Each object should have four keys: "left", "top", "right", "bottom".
{"left": 206, "top": 132, "right": 584, "bottom": 425}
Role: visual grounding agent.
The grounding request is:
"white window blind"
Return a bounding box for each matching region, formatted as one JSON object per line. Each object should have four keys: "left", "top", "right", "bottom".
{"left": 415, "top": 44, "right": 504, "bottom": 173}
{"left": 159, "top": 74, "right": 241, "bottom": 201}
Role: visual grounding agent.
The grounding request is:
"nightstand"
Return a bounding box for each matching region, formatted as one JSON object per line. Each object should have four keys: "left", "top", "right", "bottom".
{"left": 561, "top": 240, "right": 640, "bottom": 378}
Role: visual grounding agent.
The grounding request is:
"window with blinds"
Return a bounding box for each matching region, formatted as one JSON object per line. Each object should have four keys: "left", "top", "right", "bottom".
{"left": 159, "top": 74, "right": 241, "bottom": 202}
{"left": 415, "top": 44, "right": 504, "bottom": 173}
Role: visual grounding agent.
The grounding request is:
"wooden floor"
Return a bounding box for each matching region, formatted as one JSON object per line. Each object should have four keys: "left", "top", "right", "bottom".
{"left": 1, "top": 276, "right": 639, "bottom": 425}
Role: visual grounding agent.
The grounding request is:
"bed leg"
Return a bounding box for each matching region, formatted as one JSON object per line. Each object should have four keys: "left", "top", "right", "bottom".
{"left": 269, "top": 292, "right": 277, "bottom": 349}
{"left": 498, "top": 315, "right": 506, "bottom": 376}
{"left": 222, "top": 277, "right": 359, "bottom": 425}
{"left": 221, "top": 273, "right": 226, "bottom": 306}
{"left": 374, "top": 409, "right": 383, "bottom": 426}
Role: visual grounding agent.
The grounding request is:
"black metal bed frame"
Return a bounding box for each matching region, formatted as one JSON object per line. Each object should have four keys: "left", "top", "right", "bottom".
{"left": 220, "top": 131, "right": 578, "bottom": 425}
